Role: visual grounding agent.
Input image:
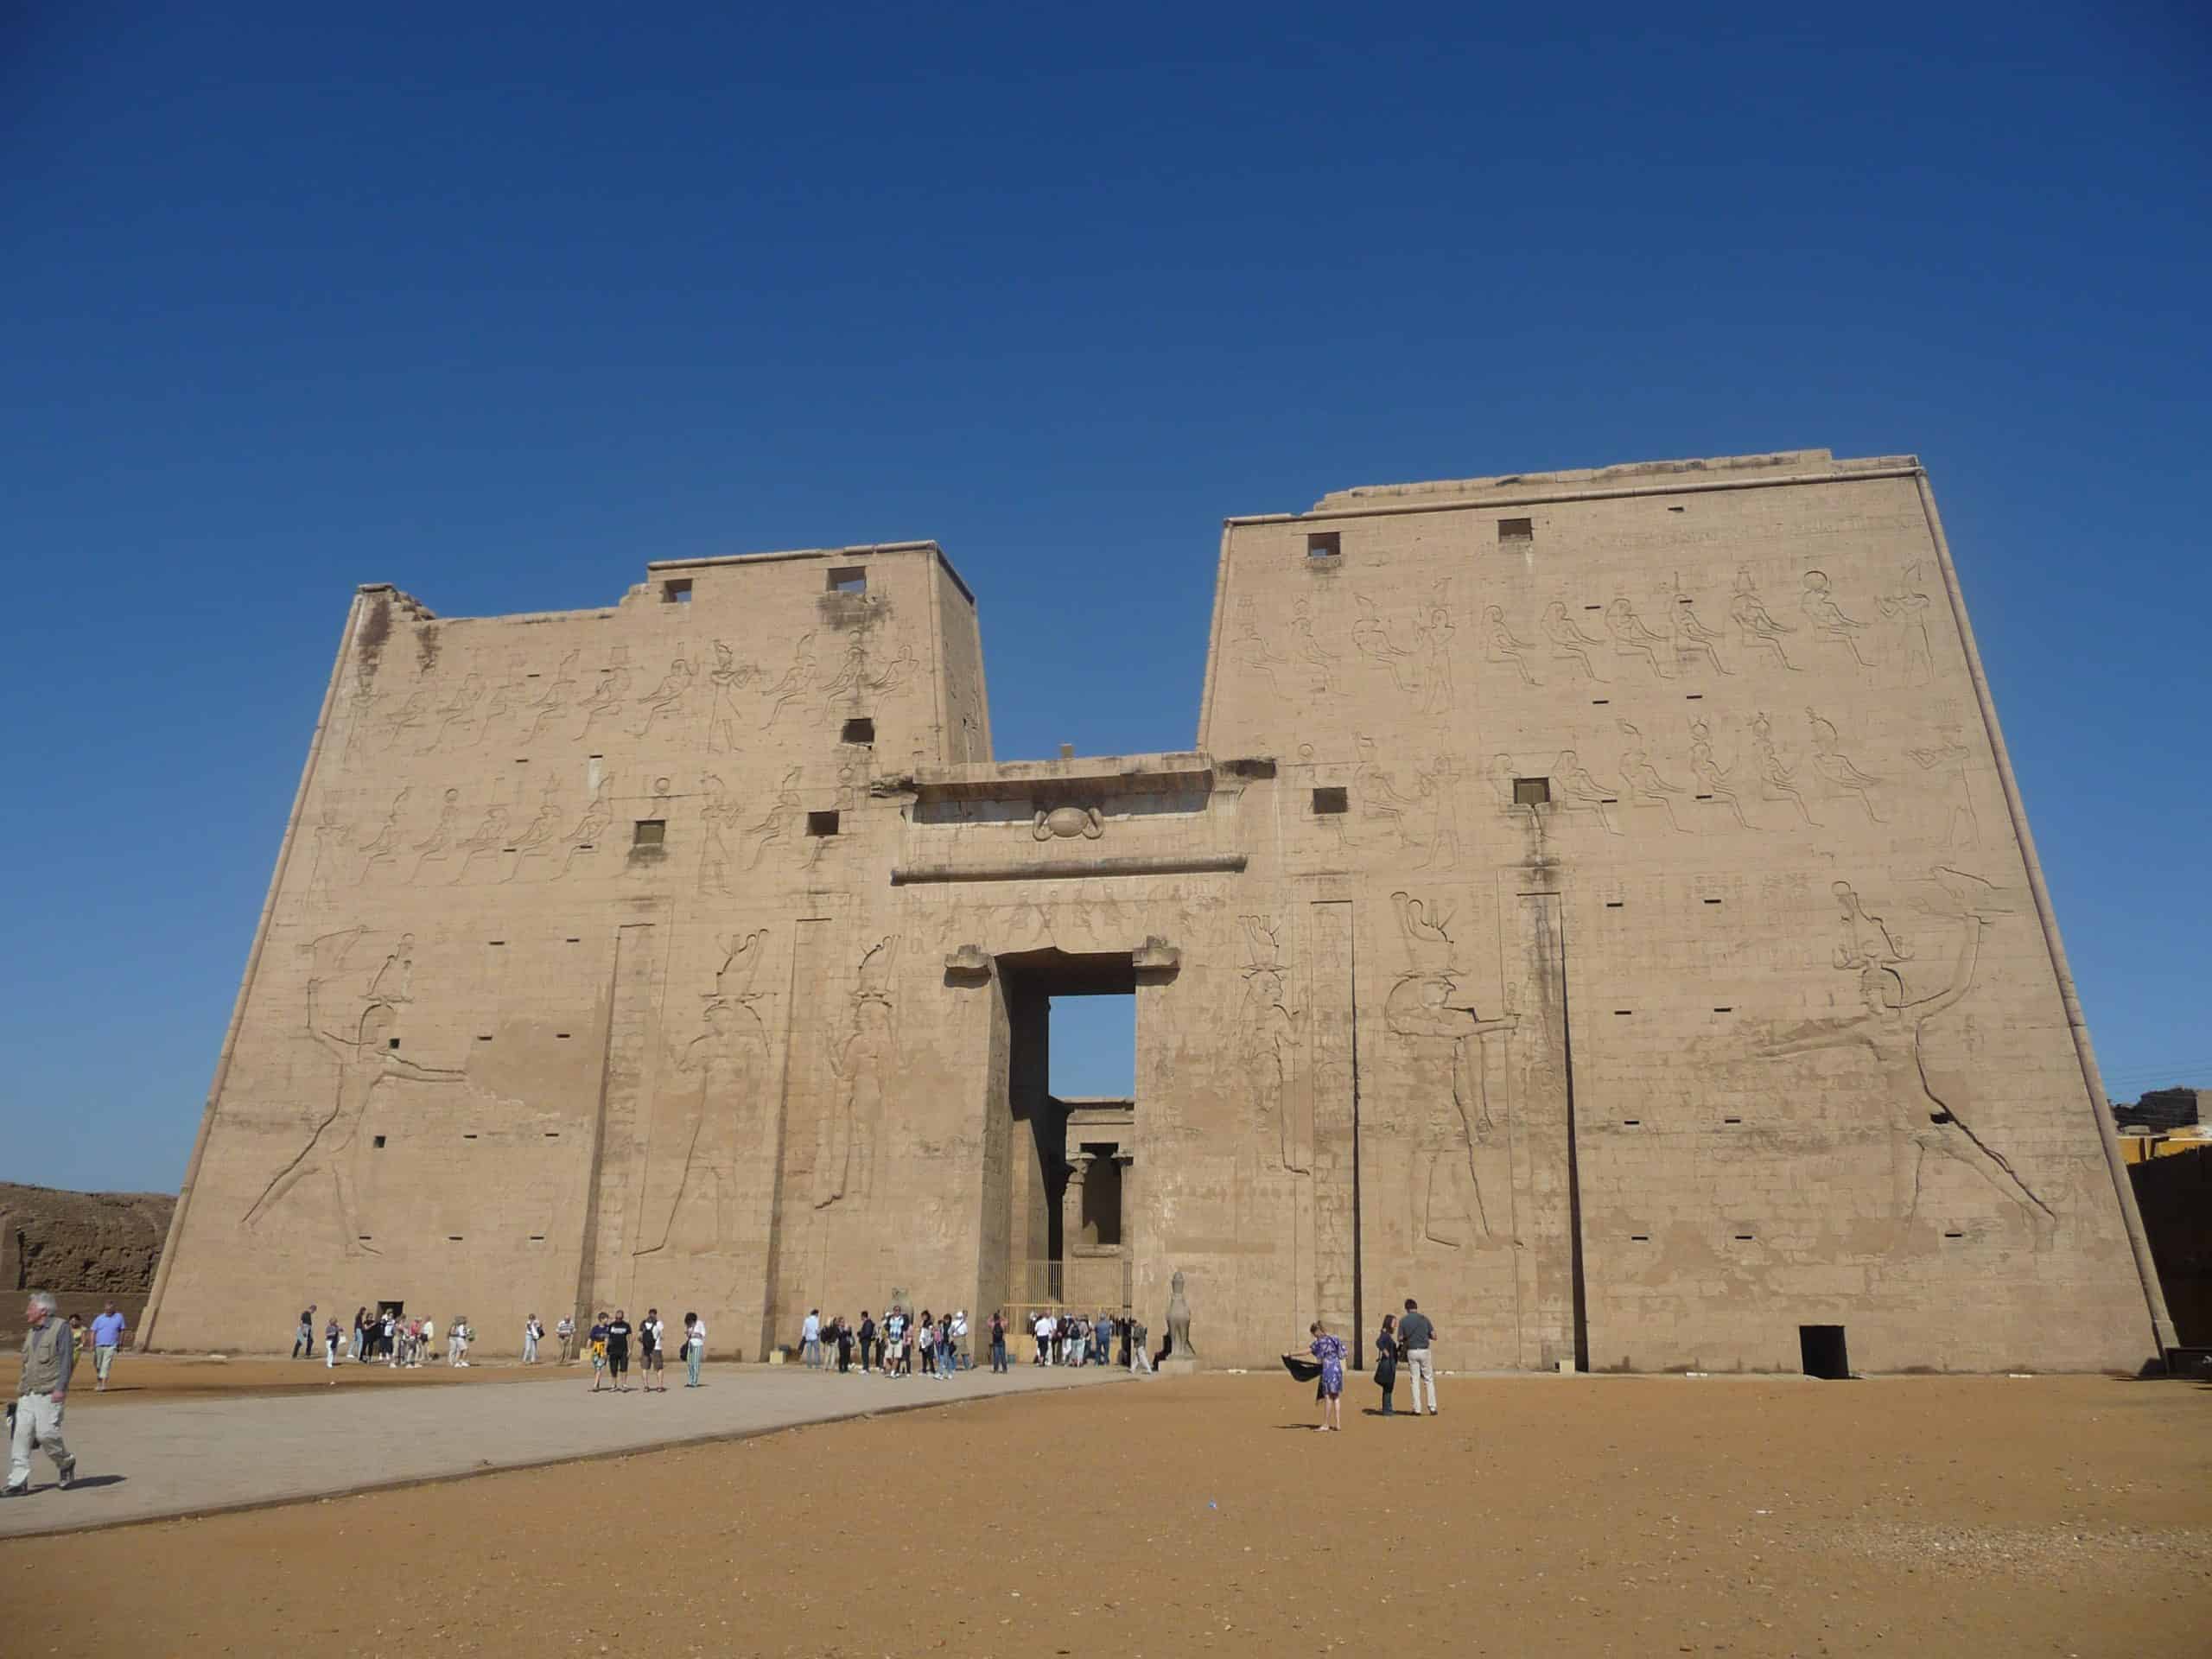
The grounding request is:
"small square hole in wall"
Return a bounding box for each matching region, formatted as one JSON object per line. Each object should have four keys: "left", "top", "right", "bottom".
{"left": 1306, "top": 531, "right": 1341, "bottom": 561}
{"left": 372, "top": 1135, "right": 387, "bottom": 1149}
{"left": 661, "top": 579, "right": 693, "bottom": 604}
{"left": 841, "top": 717, "right": 875, "bottom": 745}
{"left": 806, "top": 810, "right": 841, "bottom": 837}
{"left": 632, "top": 819, "right": 665, "bottom": 847}
{"left": 1312, "top": 786, "right": 1349, "bottom": 815}
{"left": 1513, "top": 777, "right": 1550, "bottom": 806}
{"left": 1498, "top": 517, "right": 1534, "bottom": 543}
{"left": 387, "top": 1037, "right": 400, "bottom": 1050}
{"left": 827, "top": 566, "right": 867, "bottom": 595}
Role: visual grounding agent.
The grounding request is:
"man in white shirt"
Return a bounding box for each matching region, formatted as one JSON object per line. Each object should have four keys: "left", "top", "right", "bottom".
{"left": 419, "top": 1317, "right": 435, "bottom": 1368}
{"left": 950, "top": 1310, "right": 969, "bottom": 1372}
{"left": 1034, "top": 1312, "right": 1055, "bottom": 1365}
{"left": 801, "top": 1309, "right": 823, "bottom": 1370}
{"left": 523, "top": 1316, "right": 541, "bottom": 1363}
{"left": 556, "top": 1314, "right": 575, "bottom": 1364}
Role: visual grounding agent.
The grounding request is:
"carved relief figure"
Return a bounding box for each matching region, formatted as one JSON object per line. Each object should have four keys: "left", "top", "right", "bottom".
{"left": 478, "top": 656, "right": 532, "bottom": 734}
{"left": 242, "top": 976, "right": 464, "bottom": 1253}
{"left": 1669, "top": 582, "right": 1733, "bottom": 676}
{"left": 638, "top": 996, "right": 770, "bottom": 1257}
{"left": 1553, "top": 750, "right": 1623, "bottom": 836}
{"left": 556, "top": 774, "right": 614, "bottom": 879}
{"left": 743, "top": 767, "right": 801, "bottom": 869}
{"left": 1687, "top": 718, "right": 1757, "bottom": 830}
{"left": 407, "top": 788, "right": 463, "bottom": 882}
{"left": 1801, "top": 570, "right": 1876, "bottom": 666}
{"left": 1385, "top": 893, "right": 1516, "bottom": 1248}
{"left": 449, "top": 805, "right": 511, "bottom": 883}
{"left": 1605, "top": 594, "right": 1673, "bottom": 679}
{"left": 1237, "top": 918, "right": 1303, "bottom": 1172}
{"left": 706, "top": 641, "right": 758, "bottom": 753}
{"left": 1353, "top": 735, "right": 1424, "bottom": 847}
{"left": 1757, "top": 874, "right": 2053, "bottom": 1238}
{"left": 1806, "top": 709, "right": 1885, "bottom": 823}
{"left": 423, "top": 671, "right": 486, "bottom": 752}
{"left": 1830, "top": 880, "right": 1911, "bottom": 981}
{"left": 1411, "top": 753, "right": 1465, "bottom": 870}
{"left": 759, "top": 633, "right": 819, "bottom": 730}
{"left": 1729, "top": 567, "right": 1798, "bottom": 671}
{"left": 697, "top": 772, "right": 741, "bottom": 894}
{"left": 305, "top": 802, "right": 352, "bottom": 903}
{"left": 1541, "top": 601, "right": 1608, "bottom": 680}
{"left": 1878, "top": 562, "right": 1937, "bottom": 684}
{"left": 1292, "top": 599, "right": 1340, "bottom": 694}
{"left": 1351, "top": 595, "right": 1420, "bottom": 693}
{"left": 1616, "top": 724, "right": 1691, "bottom": 833}
{"left": 520, "top": 650, "right": 582, "bottom": 743}
{"left": 1750, "top": 712, "right": 1819, "bottom": 827}
{"left": 379, "top": 687, "right": 432, "bottom": 752}
{"left": 1230, "top": 598, "right": 1289, "bottom": 698}
{"left": 503, "top": 782, "right": 567, "bottom": 881}
{"left": 364, "top": 933, "right": 415, "bottom": 1005}
{"left": 632, "top": 656, "right": 695, "bottom": 736}
{"left": 1415, "top": 603, "right": 1456, "bottom": 715}
{"left": 817, "top": 938, "right": 899, "bottom": 1209}
{"left": 576, "top": 649, "right": 634, "bottom": 741}
{"left": 1908, "top": 728, "right": 1981, "bottom": 850}
{"left": 1483, "top": 605, "right": 1541, "bottom": 685}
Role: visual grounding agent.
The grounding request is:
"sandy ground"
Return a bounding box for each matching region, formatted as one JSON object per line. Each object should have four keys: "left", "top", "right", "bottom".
{"left": 0, "top": 1351, "right": 574, "bottom": 1404}
{"left": 3, "top": 1372, "right": 2208, "bottom": 1657}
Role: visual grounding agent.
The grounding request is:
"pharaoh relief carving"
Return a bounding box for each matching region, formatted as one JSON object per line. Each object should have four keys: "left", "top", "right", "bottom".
{"left": 556, "top": 774, "right": 615, "bottom": 880}
{"left": 1483, "top": 605, "right": 1542, "bottom": 685}
{"left": 1614, "top": 723, "right": 1692, "bottom": 833}
{"left": 1669, "top": 578, "right": 1733, "bottom": 676}
{"left": 521, "top": 650, "right": 582, "bottom": 744}
{"left": 1806, "top": 709, "right": 1885, "bottom": 823}
{"left": 1749, "top": 712, "right": 1820, "bottom": 827}
{"left": 638, "top": 931, "right": 775, "bottom": 1258}
{"left": 576, "top": 647, "right": 635, "bottom": 741}
{"left": 407, "top": 788, "right": 464, "bottom": 883}
{"left": 1801, "top": 570, "right": 1877, "bottom": 668}
{"left": 1687, "top": 718, "right": 1758, "bottom": 830}
{"left": 1383, "top": 892, "right": 1516, "bottom": 1249}
{"left": 1551, "top": 750, "right": 1624, "bottom": 836}
{"left": 504, "top": 780, "right": 567, "bottom": 881}
{"left": 1730, "top": 566, "right": 1799, "bottom": 671}
{"left": 759, "top": 633, "right": 819, "bottom": 730}
{"left": 1878, "top": 562, "right": 1938, "bottom": 684}
{"left": 1908, "top": 728, "right": 1982, "bottom": 850}
{"left": 1236, "top": 916, "right": 1303, "bottom": 1173}
{"left": 1230, "top": 597, "right": 1290, "bottom": 698}
{"left": 632, "top": 655, "right": 695, "bottom": 737}
{"left": 742, "top": 768, "right": 801, "bottom": 870}
{"left": 816, "top": 936, "right": 900, "bottom": 1211}
{"left": 706, "top": 641, "right": 760, "bottom": 753}
{"left": 1541, "top": 601, "right": 1609, "bottom": 681}
{"left": 1605, "top": 592, "right": 1675, "bottom": 680}
{"left": 1291, "top": 600, "right": 1341, "bottom": 695}
{"left": 1755, "top": 870, "right": 2054, "bottom": 1244}
{"left": 1350, "top": 594, "right": 1420, "bottom": 693}
{"left": 243, "top": 929, "right": 466, "bottom": 1254}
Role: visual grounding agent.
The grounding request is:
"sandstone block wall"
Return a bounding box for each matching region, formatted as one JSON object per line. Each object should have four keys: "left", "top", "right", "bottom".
{"left": 142, "top": 454, "right": 2170, "bottom": 1371}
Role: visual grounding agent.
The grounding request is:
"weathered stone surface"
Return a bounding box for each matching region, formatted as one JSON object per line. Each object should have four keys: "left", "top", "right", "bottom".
{"left": 143, "top": 454, "right": 2171, "bottom": 1372}
{"left": 2, "top": 1184, "right": 175, "bottom": 1340}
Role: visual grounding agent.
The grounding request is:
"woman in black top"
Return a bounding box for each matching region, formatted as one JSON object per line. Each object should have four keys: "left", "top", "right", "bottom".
{"left": 1374, "top": 1313, "right": 1400, "bottom": 1416}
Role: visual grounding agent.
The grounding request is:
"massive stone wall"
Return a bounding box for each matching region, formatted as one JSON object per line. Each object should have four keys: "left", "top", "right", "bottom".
{"left": 143, "top": 453, "right": 2171, "bottom": 1371}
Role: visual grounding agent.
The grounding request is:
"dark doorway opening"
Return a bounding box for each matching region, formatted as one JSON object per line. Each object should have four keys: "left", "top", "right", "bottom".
{"left": 377, "top": 1300, "right": 404, "bottom": 1320}
{"left": 1800, "top": 1324, "right": 1851, "bottom": 1379}
{"left": 986, "top": 948, "right": 1136, "bottom": 1319}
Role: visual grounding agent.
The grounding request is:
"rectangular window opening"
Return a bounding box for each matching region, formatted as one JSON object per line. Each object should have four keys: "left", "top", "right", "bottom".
{"left": 806, "top": 810, "right": 841, "bottom": 837}
{"left": 1512, "top": 777, "right": 1550, "bottom": 807}
{"left": 632, "top": 819, "right": 665, "bottom": 847}
{"left": 662, "top": 578, "right": 693, "bottom": 604}
{"left": 1306, "top": 531, "right": 1341, "bottom": 561}
{"left": 372, "top": 1135, "right": 386, "bottom": 1149}
{"left": 1498, "top": 518, "right": 1534, "bottom": 543}
{"left": 841, "top": 716, "right": 876, "bottom": 745}
{"left": 827, "top": 566, "right": 868, "bottom": 595}
{"left": 1312, "top": 785, "right": 1349, "bottom": 815}
{"left": 387, "top": 1037, "right": 400, "bottom": 1050}
{"left": 1799, "top": 1325, "right": 1850, "bottom": 1380}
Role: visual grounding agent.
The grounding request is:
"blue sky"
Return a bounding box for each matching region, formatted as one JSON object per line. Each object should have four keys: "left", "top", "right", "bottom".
{"left": 3, "top": 5, "right": 2206, "bottom": 1192}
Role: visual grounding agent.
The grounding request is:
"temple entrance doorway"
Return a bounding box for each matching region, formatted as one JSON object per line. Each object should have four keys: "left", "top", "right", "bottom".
{"left": 983, "top": 948, "right": 1137, "bottom": 1326}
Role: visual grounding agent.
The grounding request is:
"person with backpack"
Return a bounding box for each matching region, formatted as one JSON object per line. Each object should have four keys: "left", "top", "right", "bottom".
{"left": 989, "top": 1309, "right": 1007, "bottom": 1374}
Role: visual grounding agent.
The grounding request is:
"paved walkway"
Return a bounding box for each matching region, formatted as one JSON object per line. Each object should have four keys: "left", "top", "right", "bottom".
{"left": 0, "top": 1362, "right": 1128, "bottom": 1539}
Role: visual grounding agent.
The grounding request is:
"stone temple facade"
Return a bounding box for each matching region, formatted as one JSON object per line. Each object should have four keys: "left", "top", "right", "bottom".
{"left": 143, "top": 450, "right": 2175, "bottom": 1372}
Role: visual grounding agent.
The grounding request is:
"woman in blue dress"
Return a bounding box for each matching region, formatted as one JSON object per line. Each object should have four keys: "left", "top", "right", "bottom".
{"left": 1309, "top": 1320, "right": 1347, "bottom": 1432}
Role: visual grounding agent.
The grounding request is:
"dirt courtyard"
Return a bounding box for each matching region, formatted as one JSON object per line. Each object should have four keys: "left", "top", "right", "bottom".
{"left": 4, "top": 1372, "right": 2207, "bottom": 1657}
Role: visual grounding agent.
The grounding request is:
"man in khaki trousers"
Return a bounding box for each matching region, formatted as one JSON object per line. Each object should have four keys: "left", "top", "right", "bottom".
{"left": 6, "top": 1290, "right": 78, "bottom": 1497}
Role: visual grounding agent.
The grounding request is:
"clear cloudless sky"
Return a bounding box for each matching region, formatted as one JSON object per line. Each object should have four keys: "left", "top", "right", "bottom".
{"left": 3, "top": 4, "right": 2207, "bottom": 1192}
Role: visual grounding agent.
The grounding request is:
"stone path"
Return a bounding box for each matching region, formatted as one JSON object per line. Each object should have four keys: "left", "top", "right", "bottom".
{"left": 0, "top": 1361, "right": 1128, "bottom": 1539}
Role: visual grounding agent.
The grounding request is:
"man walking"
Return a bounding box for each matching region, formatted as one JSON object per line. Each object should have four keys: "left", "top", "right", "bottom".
{"left": 1129, "top": 1317, "right": 1152, "bottom": 1375}
{"left": 1398, "top": 1298, "right": 1438, "bottom": 1416}
{"left": 292, "top": 1303, "right": 316, "bottom": 1359}
{"left": 6, "top": 1291, "right": 78, "bottom": 1497}
{"left": 89, "top": 1302, "right": 125, "bottom": 1393}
